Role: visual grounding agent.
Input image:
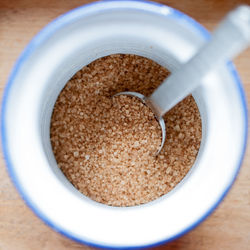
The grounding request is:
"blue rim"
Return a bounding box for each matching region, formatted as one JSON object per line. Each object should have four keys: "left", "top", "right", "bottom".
{"left": 1, "top": 0, "right": 248, "bottom": 249}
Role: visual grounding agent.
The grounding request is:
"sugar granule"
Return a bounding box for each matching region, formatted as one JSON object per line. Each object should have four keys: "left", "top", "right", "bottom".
{"left": 50, "top": 54, "right": 202, "bottom": 206}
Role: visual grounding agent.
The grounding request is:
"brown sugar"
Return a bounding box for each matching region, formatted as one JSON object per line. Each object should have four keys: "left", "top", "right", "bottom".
{"left": 50, "top": 54, "right": 202, "bottom": 206}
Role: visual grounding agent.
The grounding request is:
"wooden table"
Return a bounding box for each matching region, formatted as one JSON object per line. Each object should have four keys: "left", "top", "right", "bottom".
{"left": 1, "top": 0, "right": 250, "bottom": 249}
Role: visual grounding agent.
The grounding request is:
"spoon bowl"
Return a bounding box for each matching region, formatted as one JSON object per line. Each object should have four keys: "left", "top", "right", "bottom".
{"left": 114, "top": 91, "right": 166, "bottom": 155}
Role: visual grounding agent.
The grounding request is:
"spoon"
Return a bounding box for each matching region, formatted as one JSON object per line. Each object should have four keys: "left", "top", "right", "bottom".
{"left": 115, "top": 5, "right": 250, "bottom": 155}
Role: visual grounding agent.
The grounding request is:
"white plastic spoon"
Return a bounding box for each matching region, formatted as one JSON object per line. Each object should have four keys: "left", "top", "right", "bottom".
{"left": 115, "top": 5, "right": 250, "bottom": 155}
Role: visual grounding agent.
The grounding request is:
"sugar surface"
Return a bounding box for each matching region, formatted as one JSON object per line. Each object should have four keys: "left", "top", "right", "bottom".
{"left": 50, "top": 54, "right": 202, "bottom": 206}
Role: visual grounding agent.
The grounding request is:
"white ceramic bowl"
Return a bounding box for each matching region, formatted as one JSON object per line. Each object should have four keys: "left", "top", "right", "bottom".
{"left": 1, "top": 0, "right": 247, "bottom": 248}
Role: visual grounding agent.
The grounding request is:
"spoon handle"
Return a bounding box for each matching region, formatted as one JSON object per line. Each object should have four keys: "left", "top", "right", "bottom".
{"left": 147, "top": 5, "right": 250, "bottom": 118}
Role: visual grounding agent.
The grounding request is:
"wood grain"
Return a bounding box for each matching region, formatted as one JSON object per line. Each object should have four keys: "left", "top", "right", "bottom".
{"left": 1, "top": 0, "right": 250, "bottom": 249}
